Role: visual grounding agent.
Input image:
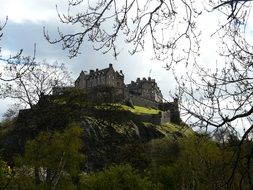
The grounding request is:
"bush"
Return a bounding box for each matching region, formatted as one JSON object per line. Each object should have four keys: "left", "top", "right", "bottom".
{"left": 80, "top": 164, "right": 160, "bottom": 190}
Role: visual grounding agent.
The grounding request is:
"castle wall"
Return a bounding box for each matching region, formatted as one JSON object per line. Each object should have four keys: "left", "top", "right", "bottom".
{"left": 72, "top": 64, "right": 180, "bottom": 124}
{"left": 136, "top": 114, "right": 161, "bottom": 125}
{"left": 161, "top": 111, "right": 171, "bottom": 123}
{"left": 78, "top": 76, "right": 87, "bottom": 89}
{"left": 128, "top": 94, "right": 159, "bottom": 108}
{"left": 126, "top": 77, "right": 163, "bottom": 103}
{"left": 135, "top": 111, "right": 171, "bottom": 125}
{"left": 76, "top": 64, "right": 124, "bottom": 91}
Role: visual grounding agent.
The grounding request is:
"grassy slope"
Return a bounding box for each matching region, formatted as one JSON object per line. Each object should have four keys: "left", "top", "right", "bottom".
{"left": 96, "top": 103, "right": 160, "bottom": 115}
{"left": 119, "top": 105, "right": 160, "bottom": 115}
{"left": 95, "top": 103, "right": 192, "bottom": 136}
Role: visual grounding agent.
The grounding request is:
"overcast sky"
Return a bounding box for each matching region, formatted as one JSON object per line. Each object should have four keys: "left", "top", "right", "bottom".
{"left": 0, "top": 0, "right": 251, "bottom": 121}
{"left": 0, "top": 0, "right": 179, "bottom": 117}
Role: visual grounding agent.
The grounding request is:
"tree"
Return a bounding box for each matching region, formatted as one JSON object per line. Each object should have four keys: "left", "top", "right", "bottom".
{"left": 44, "top": 0, "right": 251, "bottom": 63}
{"left": 0, "top": 60, "right": 72, "bottom": 109}
{"left": 43, "top": 0, "right": 253, "bottom": 187}
{"left": 0, "top": 157, "right": 13, "bottom": 190}
{"left": 14, "top": 124, "right": 84, "bottom": 190}
{"left": 0, "top": 17, "right": 36, "bottom": 83}
{"left": 79, "top": 164, "right": 159, "bottom": 190}
{"left": 173, "top": 8, "right": 253, "bottom": 185}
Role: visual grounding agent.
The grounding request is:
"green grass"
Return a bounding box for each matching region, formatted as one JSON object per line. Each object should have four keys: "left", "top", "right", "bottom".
{"left": 143, "top": 122, "right": 193, "bottom": 136}
{"left": 161, "top": 123, "right": 193, "bottom": 136}
{"left": 120, "top": 105, "right": 160, "bottom": 115}
{"left": 95, "top": 103, "right": 160, "bottom": 115}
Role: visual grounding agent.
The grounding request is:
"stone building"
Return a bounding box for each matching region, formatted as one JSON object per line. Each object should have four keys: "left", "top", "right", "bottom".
{"left": 75, "top": 64, "right": 163, "bottom": 104}
{"left": 50, "top": 63, "right": 179, "bottom": 124}
{"left": 126, "top": 77, "right": 163, "bottom": 103}
{"left": 75, "top": 64, "right": 124, "bottom": 95}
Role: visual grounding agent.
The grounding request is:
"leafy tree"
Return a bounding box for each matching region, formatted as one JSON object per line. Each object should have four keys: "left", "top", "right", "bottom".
{"left": 0, "top": 157, "right": 13, "bottom": 190}
{"left": 116, "top": 143, "right": 151, "bottom": 171}
{"left": 144, "top": 138, "right": 181, "bottom": 190}
{"left": 155, "top": 134, "right": 252, "bottom": 190}
{"left": 14, "top": 123, "right": 84, "bottom": 190}
{"left": 43, "top": 0, "right": 253, "bottom": 187}
{"left": 151, "top": 138, "right": 180, "bottom": 164}
{"left": 143, "top": 134, "right": 251, "bottom": 189}
{"left": 79, "top": 164, "right": 160, "bottom": 190}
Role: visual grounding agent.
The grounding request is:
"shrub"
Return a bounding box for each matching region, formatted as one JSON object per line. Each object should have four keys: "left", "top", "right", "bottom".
{"left": 80, "top": 164, "right": 160, "bottom": 190}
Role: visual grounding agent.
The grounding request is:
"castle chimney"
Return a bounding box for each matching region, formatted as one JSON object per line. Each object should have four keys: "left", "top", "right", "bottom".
{"left": 96, "top": 68, "right": 99, "bottom": 72}
{"left": 143, "top": 77, "right": 146, "bottom": 81}
{"left": 148, "top": 77, "right": 151, "bottom": 81}
{"left": 120, "top": 70, "right": 123, "bottom": 74}
{"left": 137, "top": 78, "right": 140, "bottom": 82}
{"left": 109, "top": 63, "right": 113, "bottom": 68}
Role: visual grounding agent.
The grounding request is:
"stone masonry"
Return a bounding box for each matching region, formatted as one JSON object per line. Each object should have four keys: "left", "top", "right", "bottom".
{"left": 72, "top": 64, "right": 180, "bottom": 124}
{"left": 75, "top": 63, "right": 124, "bottom": 96}
{"left": 74, "top": 64, "right": 163, "bottom": 104}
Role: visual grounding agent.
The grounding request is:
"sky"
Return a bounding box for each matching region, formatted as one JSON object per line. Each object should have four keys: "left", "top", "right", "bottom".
{"left": 0, "top": 0, "right": 252, "bottom": 126}
{"left": 0, "top": 0, "right": 180, "bottom": 117}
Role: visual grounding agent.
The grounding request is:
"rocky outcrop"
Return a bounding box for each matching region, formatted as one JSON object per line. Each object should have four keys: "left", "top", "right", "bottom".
{"left": 80, "top": 117, "right": 164, "bottom": 171}
{"left": 1, "top": 92, "right": 187, "bottom": 171}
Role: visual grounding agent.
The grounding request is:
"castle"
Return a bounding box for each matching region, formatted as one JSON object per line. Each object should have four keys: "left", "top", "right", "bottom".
{"left": 72, "top": 64, "right": 180, "bottom": 124}
{"left": 74, "top": 64, "right": 163, "bottom": 105}
{"left": 74, "top": 64, "right": 125, "bottom": 97}
{"left": 21, "top": 64, "right": 180, "bottom": 125}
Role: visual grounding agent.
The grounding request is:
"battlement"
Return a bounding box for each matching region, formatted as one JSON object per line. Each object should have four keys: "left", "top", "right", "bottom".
{"left": 74, "top": 64, "right": 163, "bottom": 104}
{"left": 70, "top": 64, "right": 180, "bottom": 123}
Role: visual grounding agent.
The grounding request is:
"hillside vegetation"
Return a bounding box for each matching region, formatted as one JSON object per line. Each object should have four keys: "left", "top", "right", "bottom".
{"left": 0, "top": 89, "right": 251, "bottom": 189}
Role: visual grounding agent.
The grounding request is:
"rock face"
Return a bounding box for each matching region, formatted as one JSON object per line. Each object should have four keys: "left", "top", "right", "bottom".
{"left": 1, "top": 107, "right": 166, "bottom": 170}
{"left": 80, "top": 117, "right": 164, "bottom": 171}
{"left": 1, "top": 92, "right": 187, "bottom": 171}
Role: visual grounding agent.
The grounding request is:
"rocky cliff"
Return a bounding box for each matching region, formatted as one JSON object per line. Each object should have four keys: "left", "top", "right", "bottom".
{"left": 0, "top": 90, "right": 191, "bottom": 171}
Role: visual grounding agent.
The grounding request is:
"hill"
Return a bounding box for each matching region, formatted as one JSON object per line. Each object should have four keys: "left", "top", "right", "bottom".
{"left": 0, "top": 89, "right": 191, "bottom": 171}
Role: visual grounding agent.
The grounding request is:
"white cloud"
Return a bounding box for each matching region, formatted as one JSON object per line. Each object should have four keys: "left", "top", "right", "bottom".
{"left": 0, "top": 0, "right": 64, "bottom": 23}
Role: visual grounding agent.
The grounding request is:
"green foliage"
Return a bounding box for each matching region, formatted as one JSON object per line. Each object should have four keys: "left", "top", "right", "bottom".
{"left": 0, "top": 116, "right": 16, "bottom": 140}
{"left": 19, "top": 123, "right": 83, "bottom": 173}
{"left": 93, "top": 103, "right": 132, "bottom": 124}
{"left": 117, "top": 143, "right": 151, "bottom": 171}
{"left": 14, "top": 123, "right": 84, "bottom": 190}
{"left": 149, "top": 138, "right": 180, "bottom": 166}
{"left": 145, "top": 134, "right": 248, "bottom": 190}
{"left": 172, "top": 134, "right": 222, "bottom": 189}
{"left": 0, "top": 157, "right": 13, "bottom": 189}
{"left": 3, "top": 87, "right": 252, "bottom": 189}
{"left": 80, "top": 164, "right": 160, "bottom": 190}
{"left": 145, "top": 138, "right": 181, "bottom": 190}
{"left": 121, "top": 105, "right": 160, "bottom": 115}
{"left": 147, "top": 134, "right": 251, "bottom": 190}
{"left": 0, "top": 159, "right": 10, "bottom": 177}
{"left": 151, "top": 165, "right": 177, "bottom": 190}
